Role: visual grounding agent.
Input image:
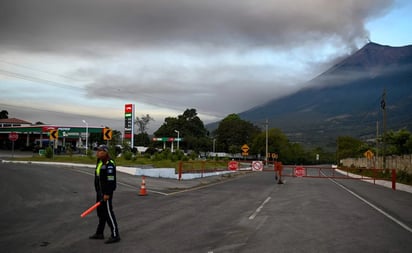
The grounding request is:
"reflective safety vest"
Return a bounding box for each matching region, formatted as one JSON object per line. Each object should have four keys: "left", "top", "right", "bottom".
{"left": 96, "top": 159, "right": 115, "bottom": 176}
{"left": 95, "top": 159, "right": 117, "bottom": 195}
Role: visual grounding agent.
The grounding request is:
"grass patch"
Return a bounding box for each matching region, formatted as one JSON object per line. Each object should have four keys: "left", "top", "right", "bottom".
{"left": 11, "top": 154, "right": 179, "bottom": 168}
{"left": 10, "top": 155, "right": 229, "bottom": 171}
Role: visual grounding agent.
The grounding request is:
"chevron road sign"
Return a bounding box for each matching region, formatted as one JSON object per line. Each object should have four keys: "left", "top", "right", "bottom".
{"left": 49, "top": 130, "right": 58, "bottom": 140}
{"left": 103, "top": 128, "right": 112, "bottom": 140}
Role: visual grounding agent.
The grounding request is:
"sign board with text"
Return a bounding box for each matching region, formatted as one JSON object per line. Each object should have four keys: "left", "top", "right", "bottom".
{"left": 124, "top": 104, "right": 135, "bottom": 147}
{"left": 228, "top": 161, "right": 239, "bottom": 171}
{"left": 294, "top": 166, "right": 305, "bottom": 177}
{"left": 152, "top": 137, "right": 183, "bottom": 142}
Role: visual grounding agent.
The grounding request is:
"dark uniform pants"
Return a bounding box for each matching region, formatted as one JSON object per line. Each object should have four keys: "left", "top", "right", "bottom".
{"left": 95, "top": 193, "right": 119, "bottom": 238}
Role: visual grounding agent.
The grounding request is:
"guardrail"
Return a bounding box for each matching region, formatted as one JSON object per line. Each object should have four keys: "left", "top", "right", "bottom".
{"left": 279, "top": 166, "right": 397, "bottom": 190}
{"left": 177, "top": 160, "right": 230, "bottom": 180}
{"left": 177, "top": 161, "right": 398, "bottom": 190}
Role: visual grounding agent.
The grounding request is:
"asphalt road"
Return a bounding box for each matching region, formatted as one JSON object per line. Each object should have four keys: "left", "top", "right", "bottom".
{"left": 0, "top": 162, "right": 411, "bottom": 253}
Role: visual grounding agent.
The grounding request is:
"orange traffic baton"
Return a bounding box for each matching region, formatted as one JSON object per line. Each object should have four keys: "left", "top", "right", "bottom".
{"left": 80, "top": 201, "right": 101, "bottom": 218}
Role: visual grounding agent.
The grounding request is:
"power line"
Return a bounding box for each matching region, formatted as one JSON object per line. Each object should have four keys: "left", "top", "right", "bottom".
{"left": 0, "top": 59, "right": 84, "bottom": 83}
{"left": 0, "top": 69, "right": 82, "bottom": 90}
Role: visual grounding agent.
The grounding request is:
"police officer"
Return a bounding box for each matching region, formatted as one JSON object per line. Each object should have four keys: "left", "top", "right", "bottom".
{"left": 89, "top": 145, "right": 120, "bottom": 244}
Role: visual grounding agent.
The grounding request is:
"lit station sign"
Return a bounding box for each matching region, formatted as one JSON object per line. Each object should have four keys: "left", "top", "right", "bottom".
{"left": 124, "top": 104, "right": 135, "bottom": 143}
{"left": 152, "top": 137, "right": 183, "bottom": 142}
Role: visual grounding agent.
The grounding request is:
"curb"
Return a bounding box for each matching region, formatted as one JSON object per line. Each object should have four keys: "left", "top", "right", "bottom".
{"left": 1, "top": 160, "right": 236, "bottom": 180}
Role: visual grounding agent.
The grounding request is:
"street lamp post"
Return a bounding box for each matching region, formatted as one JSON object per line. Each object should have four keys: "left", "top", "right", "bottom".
{"left": 265, "top": 119, "right": 268, "bottom": 166}
{"left": 213, "top": 138, "right": 216, "bottom": 153}
{"left": 82, "top": 120, "right": 88, "bottom": 155}
{"left": 174, "top": 130, "right": 180, "bottom": 150}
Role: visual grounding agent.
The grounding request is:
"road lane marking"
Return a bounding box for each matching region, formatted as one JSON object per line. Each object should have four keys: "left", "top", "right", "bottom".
{"left": 249, "top": 196, "right": 271, "bottom": 220}
{"left": 329, "top": 178, "right": 412, "bottom": 234}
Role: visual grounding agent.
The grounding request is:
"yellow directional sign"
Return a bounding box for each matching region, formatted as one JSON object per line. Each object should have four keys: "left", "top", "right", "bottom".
{"left": 103, "top": 128, "right": 112, "bottom": 140}
{"left": 49, "top": 130, "right": 58, "bottom": 140}
{"left": 364, "top": 150, "right": 374, "bottom": 159}
{"left": 241, "top": 144, "right": 249, "bottom": 153}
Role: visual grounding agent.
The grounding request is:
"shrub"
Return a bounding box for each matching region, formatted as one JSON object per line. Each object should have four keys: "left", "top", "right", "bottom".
{"left": 123, "top": 150, "right": 133, "bottom": 160}
{"left": 45, "top": 147, "right": 54, "bottom": 158}
{"left": 397, "top": 170, "right": 412, "bottom": 185}
{"left": 86, "top": 149, "right": 94, "bottom": 159}
{"left": 66, "top": 145, "right": 73, "bottom": 157}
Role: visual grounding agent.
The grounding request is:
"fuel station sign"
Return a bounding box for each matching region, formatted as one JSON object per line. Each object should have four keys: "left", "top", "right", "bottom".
{"left": 124, "top": 104, "right": 135, "bottom": 145}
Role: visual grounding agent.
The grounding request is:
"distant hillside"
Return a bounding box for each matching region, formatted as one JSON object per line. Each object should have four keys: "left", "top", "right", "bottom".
{"left": 211, "top": 42, "right": 412, "bottom": 150}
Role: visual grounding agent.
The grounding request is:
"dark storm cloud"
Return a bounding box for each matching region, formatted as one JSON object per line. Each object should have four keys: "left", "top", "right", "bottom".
{"left": 0, "top": 0, "right": 394, "bottom": 54}
{"left": 0, "top": 0, "right": 399, "bottom": 122}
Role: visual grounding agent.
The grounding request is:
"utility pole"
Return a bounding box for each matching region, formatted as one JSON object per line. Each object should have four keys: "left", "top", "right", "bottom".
{"left": 265, "top": 119, "right": 268, "bottom": 166}
{"left": 381, "top": 89, "right": 386, "bottom": 170}
{"left": 376, "top": 120, "right": 379, "bottom": 169}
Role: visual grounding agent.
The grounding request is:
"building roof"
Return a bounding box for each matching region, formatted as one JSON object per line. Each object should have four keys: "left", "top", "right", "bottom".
{"left": 0, "top": 118, "right": 32, "bottom": 124}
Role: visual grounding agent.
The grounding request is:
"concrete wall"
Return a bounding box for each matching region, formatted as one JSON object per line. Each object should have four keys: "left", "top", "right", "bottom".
{"left": 341, "top": 154, "right": 412, "bottom": 172}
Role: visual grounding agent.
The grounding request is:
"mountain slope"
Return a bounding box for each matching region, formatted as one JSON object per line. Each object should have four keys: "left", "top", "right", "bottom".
{"left": 237, "top": 42, "right": 412, "bottom": 149}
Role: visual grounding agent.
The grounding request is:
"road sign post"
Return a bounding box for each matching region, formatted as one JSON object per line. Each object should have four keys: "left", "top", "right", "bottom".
{"left": 8, "top": 132, "right": 19, "bottom": 158}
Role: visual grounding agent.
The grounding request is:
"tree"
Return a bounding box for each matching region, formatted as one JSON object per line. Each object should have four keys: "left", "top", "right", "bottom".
{"left": 134, "top": 114, "right": 153, "bottom": 147}
{"left": 154, "top": 108, "right": 209, "bottom": 152}
{"left": 250, "top": 127, "right": 307, "bottom": 164}
{"left": 135, "top": 114, "right": 154, "bottom": 134}
{"left": 214, "top": 114, "right": 260, "bottom": 153}
{"left": 0, "top": 110, "right": 8, "bottom": 119}
{"left": 385, "top": 129, "right": 412, "bottom": 155}
{"left": 305, "top": 147, "right": 336, "bottom": 165}
{"left": 135, "top": 133, "right": 151, "bottom": 147}
{"left": 251, "top": 128, "right": 288, "bottom": 156}
{"left": 337, "top": 136, "right": 365, "bottom": 159}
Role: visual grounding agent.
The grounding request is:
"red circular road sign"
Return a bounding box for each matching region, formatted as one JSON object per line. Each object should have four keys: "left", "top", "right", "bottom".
{"left": 252, "top": 161, "right": 263, "bottom": 171}
{"left": 9, "top": 132, "right": 19, "bottom": 142}
{"left": 228, "top": 161, "right": 239, "bottom": 171}
{"left": 294, "top": 166, "right": 305, "bottom": 177}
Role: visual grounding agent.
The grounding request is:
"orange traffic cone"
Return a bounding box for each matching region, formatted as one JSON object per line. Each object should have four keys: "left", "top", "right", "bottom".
{"left": 139, "top": 176, "right": 148, "bottom": 196}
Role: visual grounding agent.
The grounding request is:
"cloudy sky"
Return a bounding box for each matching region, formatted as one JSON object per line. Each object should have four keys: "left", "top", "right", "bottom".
{"left": 1, "top": 0, "right": 411, "bottom": 133}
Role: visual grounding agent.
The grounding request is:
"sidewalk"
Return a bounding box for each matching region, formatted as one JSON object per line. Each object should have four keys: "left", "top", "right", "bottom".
{"left": 335, "top": 168, "right": 412, "bottom": 194}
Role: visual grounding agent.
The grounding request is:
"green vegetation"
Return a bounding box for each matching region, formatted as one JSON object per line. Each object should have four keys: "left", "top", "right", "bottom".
{"left": 13, "top": 153, "right": 179, "bottom": 168}
{"left": 2, "top": 108, "right": 411, "bottom": 182}
{"left": 337, "top": 129, "right": 412, "bottom": 160}
{"left": 12, "top": 151, "right": 230, "bottom": 173}
{"left": 154, "top": 108, "right": 210, "bottom": 153}
{"left": 44, "top": 147, "right": 54, "bottom": 159}
{"left": 340, "top": 167, "right": 412, "bottom": 186}
{"left": 396, "top": 169, "right": 412, "bottom": 185}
